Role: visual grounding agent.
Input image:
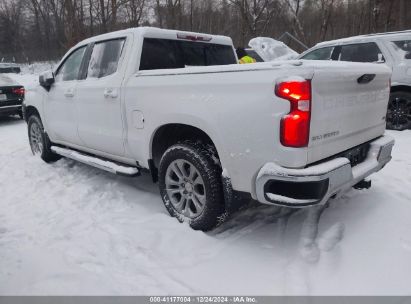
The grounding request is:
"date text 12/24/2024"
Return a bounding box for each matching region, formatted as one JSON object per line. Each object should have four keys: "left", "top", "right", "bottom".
{"left": 149, "top": 297, "right": 257, "bottom": 303}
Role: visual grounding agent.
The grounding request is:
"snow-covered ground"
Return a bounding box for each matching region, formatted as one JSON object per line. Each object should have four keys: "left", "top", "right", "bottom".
{"left": 1, "top": 73, "right": 411, "bottom": 296}
{"left": 19, "top": 61, "right": 56, "bottom": 76}
{"left": 5, "top": 61, "right": 56, "bottom": 91}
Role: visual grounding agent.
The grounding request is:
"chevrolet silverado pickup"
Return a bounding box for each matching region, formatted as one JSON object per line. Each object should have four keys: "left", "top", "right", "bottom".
{"left": 23, "top": 27, "right": 395, "bottom": 231}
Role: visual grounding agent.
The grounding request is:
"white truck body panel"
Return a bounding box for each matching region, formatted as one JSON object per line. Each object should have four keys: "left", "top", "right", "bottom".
{"left": 24, "top": 27, "right": 394, "bottom": 205}
{"left": 307, "top": 61, "right": 391, "bottom": 163}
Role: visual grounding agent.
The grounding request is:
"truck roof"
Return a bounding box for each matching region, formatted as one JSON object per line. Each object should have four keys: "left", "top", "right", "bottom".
{"left": 315, "top": 30, "right": 411, "bottom": 48}
{"left": 76, "top": 27, "right": 234, "bottom": 48}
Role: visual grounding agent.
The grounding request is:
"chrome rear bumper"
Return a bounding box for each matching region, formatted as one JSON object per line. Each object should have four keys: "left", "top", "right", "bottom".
{"left": 255, "top": 135, "right": 395, "bottom": 207}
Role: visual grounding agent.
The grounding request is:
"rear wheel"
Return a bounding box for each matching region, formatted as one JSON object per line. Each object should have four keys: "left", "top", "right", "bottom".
{"left": 386, "top": 91, "right": 411, "bottom": 130}
{"left": 28, "top": 115, "right": 61, "bottom": 163}
{"left": 159, "top": 141, "right": 225, "bottom": 231}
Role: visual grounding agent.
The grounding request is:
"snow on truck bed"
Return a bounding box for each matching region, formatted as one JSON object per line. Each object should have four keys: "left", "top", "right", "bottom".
{"left": 1, "top": 73, "right": 411, "bottom": 295}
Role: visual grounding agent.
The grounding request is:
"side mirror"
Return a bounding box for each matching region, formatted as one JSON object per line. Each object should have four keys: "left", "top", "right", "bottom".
{"left": 39, "top": 70, "right": 55, "bottom": 91}
{"left": 405, "top": 52, "right": 411, "bottom": 60}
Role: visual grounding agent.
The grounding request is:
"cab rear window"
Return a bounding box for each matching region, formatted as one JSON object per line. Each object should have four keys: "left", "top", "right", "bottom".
{"left": 139, "top": 38, "right": 236, "bottom": 70}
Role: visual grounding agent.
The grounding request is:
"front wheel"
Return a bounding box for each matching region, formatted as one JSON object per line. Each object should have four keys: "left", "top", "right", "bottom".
{"left": 159, "top": 141, "right": 225, "bottom": 231}
{"left": 28, "top": 115, "right": 61, "bottom": 163}
{"left": 386, "top": 91, "right": 411, "bottom": 130}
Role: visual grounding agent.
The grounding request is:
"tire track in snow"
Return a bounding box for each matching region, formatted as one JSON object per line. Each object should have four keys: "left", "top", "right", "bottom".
{"left": 50, "top": 161, "right": 198, "bottom": 294}
{"left": 0, "top": 131, "right": 196, "bottom": 294}
{"left": 283, "top": 203, "right": 345, "bottom": 295}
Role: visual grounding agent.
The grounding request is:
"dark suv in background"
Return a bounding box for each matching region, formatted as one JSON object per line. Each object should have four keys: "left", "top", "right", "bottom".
{"left": 0, "top": 75, "right": 25, "bottom": 118}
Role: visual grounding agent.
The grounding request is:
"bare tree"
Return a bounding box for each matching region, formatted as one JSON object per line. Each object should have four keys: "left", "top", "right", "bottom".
{"left": 123, "top": 0, "right": 146, "bottom": 27}
{"left": 281, "top": 0, "right": 308, "bottom": 44}
{"left": 2, "top": 0, "right": 411, "bottom": 63}
{"left": 0, "top": 0, "right": 24, "bottom": 60}
{"left": 228, "top": 0, "right": 279, "bottom": 46}
{"left": 318, "top": 0, "right": 336, "bottom": 41}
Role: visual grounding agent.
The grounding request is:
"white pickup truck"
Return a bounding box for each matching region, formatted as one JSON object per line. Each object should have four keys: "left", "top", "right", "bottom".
{"left": 24, "top": 27, "right": 395, "bottom": 230}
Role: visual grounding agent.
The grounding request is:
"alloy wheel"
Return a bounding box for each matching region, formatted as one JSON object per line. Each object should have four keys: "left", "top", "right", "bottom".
{"left": 29, "top": 122, "right": 44, "bottom": 155}
{"left": 387, "top": 96, "right": 411, "bottom": 130}
{"left": 165, "top": 159, "right": 206, "bottom": 219}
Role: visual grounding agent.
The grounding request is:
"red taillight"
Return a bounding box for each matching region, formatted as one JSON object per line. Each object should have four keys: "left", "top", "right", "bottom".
{"left": 12, "top": 87, "right": 25, "bottom": 97}
{"left": 275, "top": 79, "right": 311, "bottom": 148}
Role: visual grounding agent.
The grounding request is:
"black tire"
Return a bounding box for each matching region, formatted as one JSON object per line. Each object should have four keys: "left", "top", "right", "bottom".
{"left": 159, "top": 141, "right": 225, "bottom": 231}
{"left": 386, "top": 91, "right": 411, "bottom": 130}
{"left": 27, "top": 115, "right": 61, "bottom": 163}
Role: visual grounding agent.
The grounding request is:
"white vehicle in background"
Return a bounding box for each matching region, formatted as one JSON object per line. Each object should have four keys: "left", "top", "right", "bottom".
{"left": 299, "top": 30, "right": 411, "bottom": 130}
{"left": 247, "top": 37, "right": 299, "bottom": 62}
{"left": 23, "top": 27, "right": 394, "bottom": 231}
{"left": 0, "top": 62, "right": 21, "bottom": 74}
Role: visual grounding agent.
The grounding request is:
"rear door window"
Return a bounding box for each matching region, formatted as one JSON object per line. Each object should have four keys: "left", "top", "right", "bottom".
{"left": 139, "top": 38, "right": 237, "bottom": 71}
{"left": 338, "top": 42, "right": 384, "bottom": 63}
{"left": 87, "top": 38, "right": 125, "bottom": 79}
{"left": 139, "top": 39, "right": 183, "bottom": 70}
{"left": 300, "top": 47, "right": 334, "bottom": 60}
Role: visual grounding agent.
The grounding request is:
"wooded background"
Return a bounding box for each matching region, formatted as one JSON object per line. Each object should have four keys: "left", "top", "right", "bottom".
{"left": 0, "top": 0, "right": 410, "bottom": 63}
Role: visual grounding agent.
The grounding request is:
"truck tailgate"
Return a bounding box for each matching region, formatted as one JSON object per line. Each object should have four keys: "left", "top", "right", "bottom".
{"left": 307, "top": 61, "right": 391, "bottom": 164}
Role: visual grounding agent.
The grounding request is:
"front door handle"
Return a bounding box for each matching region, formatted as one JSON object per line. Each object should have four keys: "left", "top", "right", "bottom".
{"left": 103, "top": 88, "right": 118, "bottom": 98}
{"left": 64, "top": 88, "right": 75, "bottom": 98}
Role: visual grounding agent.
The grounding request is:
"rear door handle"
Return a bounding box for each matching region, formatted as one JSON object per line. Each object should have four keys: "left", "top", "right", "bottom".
{"left": 103, "top": 88, "right": 118, "bottom": 98}
{"left": 64, "top": 88, "right": 75, "bottom": 98}
{"left": 357, "top": 74, "right": 376, "bottom": 84}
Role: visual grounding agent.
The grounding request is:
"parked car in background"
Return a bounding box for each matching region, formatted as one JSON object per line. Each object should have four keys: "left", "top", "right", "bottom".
{"left": 248, "top": 37, "right": 299, "bottom": 62}
{"left": 0, "top": 63, "right": 21, "bottom": 74}
{"left": 24, "top": 27, "right": 393, "bottom": 230}
{"left": 0, "top": 75, "right": 25, "bottom": 118}
{"left": 299, "top": 30, "right": 411, "bottom": 130}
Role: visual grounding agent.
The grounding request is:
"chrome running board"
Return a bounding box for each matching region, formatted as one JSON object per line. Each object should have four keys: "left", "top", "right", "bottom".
{"left": 51, "top": 146, "right": 140, "bottom": 177}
